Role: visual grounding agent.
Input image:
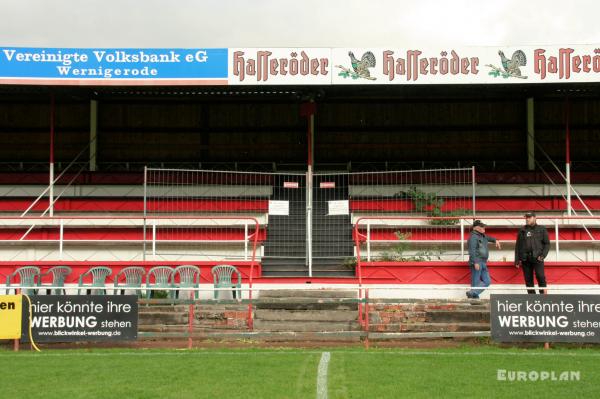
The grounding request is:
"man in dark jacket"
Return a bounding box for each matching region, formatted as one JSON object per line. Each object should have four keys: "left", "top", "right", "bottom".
{"left": 467, "top": 220, "right": 501, "bottom": 299}
{"left": 514, "top": 211, "right": 550, "bottom": 294}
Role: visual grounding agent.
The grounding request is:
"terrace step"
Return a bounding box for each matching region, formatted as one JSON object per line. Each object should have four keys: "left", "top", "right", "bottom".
{"left": 369, "top": 322, "right": 489, "bottom": 333}
{"left": 254, "top": 309, "right": 357, "bottom": 322}
{"left": 259, "top": 289, "right": 357, "bottom": 298}
{"left": 254, "top": 320, "right": 360, "bottom": 332}
{"left": 425, "top": 310, "right": 490, "bottom": 323}
{"left": 254, "top": 298, "right": 359, "bottom": 311}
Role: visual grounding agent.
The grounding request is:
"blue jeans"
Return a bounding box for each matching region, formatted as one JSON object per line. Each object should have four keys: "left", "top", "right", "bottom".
{"left": 468, "top": 261, "right": 490, "bottom": 298}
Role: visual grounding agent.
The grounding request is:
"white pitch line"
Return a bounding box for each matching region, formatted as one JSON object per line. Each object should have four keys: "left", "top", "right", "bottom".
{"left": 317, "top": 352, "right": 331, "bottom": 399}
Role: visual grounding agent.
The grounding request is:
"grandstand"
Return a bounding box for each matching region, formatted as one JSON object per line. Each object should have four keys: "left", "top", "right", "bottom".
{"left": 0, "top": 85, "right": 600, "bottom": 284}
{"left": 2, "top": 67, "right": 600, "bottom": 346}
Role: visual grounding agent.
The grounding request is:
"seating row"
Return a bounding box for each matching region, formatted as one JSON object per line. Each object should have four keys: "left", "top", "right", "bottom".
{"left": 4, "top": 265, "right": 242, "bottom": 299}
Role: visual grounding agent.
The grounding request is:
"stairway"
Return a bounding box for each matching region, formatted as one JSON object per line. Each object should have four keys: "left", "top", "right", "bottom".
{"left": 261, "top": 174, "right": 356, "bottom": 278}
{"left": 261, "top": 176, "right": 308, "bottom": 277}
{"left": 311, "top": 174, "right": 355, "bottom": 277}
{"left": 254, "top": 289, "right": 361, "bottom": 341}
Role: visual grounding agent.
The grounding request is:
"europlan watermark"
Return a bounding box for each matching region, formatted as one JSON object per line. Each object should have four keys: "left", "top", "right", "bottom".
{"left": 497, "top": 369, "right": 581, "bottom": 382}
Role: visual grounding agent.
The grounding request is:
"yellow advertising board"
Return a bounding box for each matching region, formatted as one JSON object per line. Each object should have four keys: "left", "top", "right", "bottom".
{"left": 0, "top": 295, "right": 23, "bottom": 339}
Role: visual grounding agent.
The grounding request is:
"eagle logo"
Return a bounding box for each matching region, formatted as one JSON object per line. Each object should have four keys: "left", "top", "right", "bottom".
{"left": 486, "top": 49, "right": 527, "bottom": 79}
{"left": 336, "top": 51, "right": 377, "bottom": 80}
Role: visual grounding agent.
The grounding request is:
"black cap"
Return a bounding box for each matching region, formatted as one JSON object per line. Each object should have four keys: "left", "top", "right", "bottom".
{"left": 524, "top": 211, "right": 536, "bottom": 218}
{"left": 473, "top": 220, "right": 486, "bottom": 227}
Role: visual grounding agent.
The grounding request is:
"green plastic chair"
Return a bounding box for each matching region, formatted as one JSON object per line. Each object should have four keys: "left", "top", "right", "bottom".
{"left": 78, "top": 266, "right": 112, "bottom": 295}
{"left": 40, "top": 266, "right": 72, "bottom": 295}
{"left": 173, "top": 265, "right": 201, "bottom": 299}
{"left": 145, "top": 266, "right": 175, "bottom": 299}
{"left": 6, "top": 266, "right": 40, "bottom": 295}
{"left": 114, "top": 267, "right": 146, "bottom": 296}
{"left": 211, "top": 265, "right": 242, "bottom": 300}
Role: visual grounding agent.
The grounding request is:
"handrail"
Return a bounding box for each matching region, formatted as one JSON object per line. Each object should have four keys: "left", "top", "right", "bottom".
{"left": 0, "top": 215, "right": 263, "bottom": 221}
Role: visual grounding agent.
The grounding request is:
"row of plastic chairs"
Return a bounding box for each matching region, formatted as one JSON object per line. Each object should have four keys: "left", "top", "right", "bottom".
{"left": 4, "top": 265, "right": 242, "bottom": 299}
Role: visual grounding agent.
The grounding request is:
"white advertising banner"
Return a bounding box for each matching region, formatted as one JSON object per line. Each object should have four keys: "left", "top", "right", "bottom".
{"left": 331, "top": 45, "right": 600, "bottom": 84}
{"left": 228, "top": 48, "right": 332, "bottom": 85}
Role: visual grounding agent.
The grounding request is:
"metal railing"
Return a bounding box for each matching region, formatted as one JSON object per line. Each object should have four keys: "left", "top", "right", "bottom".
{"left": 0, "top": 216, "right": 262, "bottom": 262}
{"left": 354, "top": 215, "right": 600, "bottom": 286}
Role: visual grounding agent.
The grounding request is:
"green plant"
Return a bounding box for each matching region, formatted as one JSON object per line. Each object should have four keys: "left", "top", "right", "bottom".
{"left": 376, "top": 232, "right": 443, "bottom": 262}
{"left": 429, "top": 208, "right": 470, "bottom": 225}
{"left": 343, "top": 257, "right": 357, "bottom": 269}
{"left": 405, "top": 186, "right": 468, "bottom": 226}
{"left": 405, "top": 187, "right": 443, "bottom": 213}
{"left": 377, "top": 232, "right": 411, "bottom": 261}
{"left": 153, "top": 290, "right": 169, "bottom": 299}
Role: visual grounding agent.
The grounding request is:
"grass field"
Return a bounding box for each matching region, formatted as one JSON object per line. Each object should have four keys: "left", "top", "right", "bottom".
{"left": 1, "top": 346, "right": 600, "bottom": 398}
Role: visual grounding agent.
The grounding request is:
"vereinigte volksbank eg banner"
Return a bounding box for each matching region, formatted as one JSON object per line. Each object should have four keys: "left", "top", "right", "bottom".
{"left": 1, "top": 46, "right": 600, "bottom": 85}
{"left": 0, "top": 47, "right": 228, "bottom": 85}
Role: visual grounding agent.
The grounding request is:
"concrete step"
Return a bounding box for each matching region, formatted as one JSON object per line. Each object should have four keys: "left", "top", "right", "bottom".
{"left": 266, "top": 230, "right": 306, "bottom": 238}
{"left": 260, "top": 268, "right": 353, "bottom": 274}
{"left": 262, "top": 261, "right": 354, "bottom": 276}
{"left": 261, "top": 260, "right": 307, "bottom": 267}
{"left": 255, "top": 309, "right": 358, "bottom": 322}
{"left": 259, "top": 289, "right": 358, "bottom": 298}
{"left": 139, "top": 324, "right": 247, "bottom": 333}
{"left": 263, "top": 253, "right": 307, "bottom": 258}
{"left": 312, "top": 252, "right": 354, "bottom": 258}
{"left": 139, "top": 324, "right": 188, "bottom": 333}
{"left": 261, "top": 271, "right": 310, "bottom": 277}
{"left": 312, "top": 225, "right": 351, "bottom": 230}
{"left": 263, "top": 242, "right": 307, "bottom": 248}
{"left": 255, "top": 298, "right": 359, "bottom": 311}
{"left": 312, "top": 255, "right": 354, "bottom": 262}
{"left": 263, "top": 253, "right": 352, "bottom": 261}
{"left": 138, "top": 330, "right": 363, "bottom": 341}
{"left": 267, "top": 228, "right": 306, "bottom": 234}
{"left": 370, "top": 299, "right": 491, "bottom": 310}
{"left": 261, "top": 259, "right": 356, "bottom": 277}
{"left": 311, "top": 270, "right": 355, "bottom": 277}
{"left": 312, "top": 257, "right": 355, "bottom": 265}
{"left": 254, "top": 320, "right": 361, "bottom": 332}
{"left": 139, "top": 312, "right": 188, "bottom": 324}
{"left": 263, "top": 246, "right": 308, "bottom": 253}
{"left": 252, "top": 331, "right": 362, "bottom": 342}
{"left": 260, "top": 264, "right": 308, "bottom": 274}
{"left": 263, "top": 244, "right": 352, "bottom": 249}
{"left": 425, "top": 310, "right": 490, "bottom": 323}
{"left": 370, "top": 322, "right": 489, "bottom": 333}
{"left": 138, "top": 305, "right": 189, "bottom": 313}
{"left": 311, "top": 237, "right": 354, "bottom": 243}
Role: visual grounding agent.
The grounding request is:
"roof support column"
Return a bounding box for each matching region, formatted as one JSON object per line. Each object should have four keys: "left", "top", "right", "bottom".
{"left": 300, "top": 99, "right": 317, "bottom": 275}
{"left": 90, "top": 99, "right": 98, "bottom": 171}
{"left": 527, "top": 97, "right": 535, "bottom": 171}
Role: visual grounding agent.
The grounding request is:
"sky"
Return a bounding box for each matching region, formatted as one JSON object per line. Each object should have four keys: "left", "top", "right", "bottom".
{"left": 0, "top": 0, "right": 597, "bottom": 48}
